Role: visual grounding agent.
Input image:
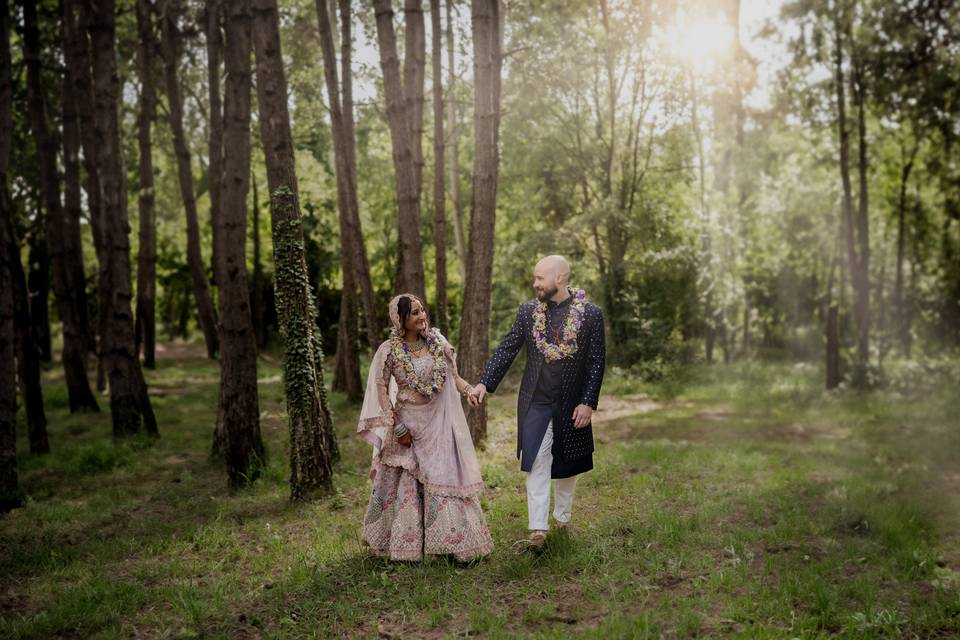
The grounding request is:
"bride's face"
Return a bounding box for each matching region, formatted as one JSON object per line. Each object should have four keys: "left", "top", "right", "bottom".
{"left": 404, "top": 299, "right": 428, "bottom": 334}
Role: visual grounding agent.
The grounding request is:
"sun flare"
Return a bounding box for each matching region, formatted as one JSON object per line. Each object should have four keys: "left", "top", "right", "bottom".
{"left": 662, "top": 10, "right": 736, "bottom": 71}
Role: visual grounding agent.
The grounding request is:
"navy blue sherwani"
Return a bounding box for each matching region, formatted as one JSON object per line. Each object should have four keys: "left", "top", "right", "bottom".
{"left": 479, "top": 295, "right": 606, "bottom": 478}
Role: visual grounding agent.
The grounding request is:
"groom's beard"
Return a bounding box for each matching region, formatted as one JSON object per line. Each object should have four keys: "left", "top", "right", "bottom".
{"left": 536, "top": 285, "right": 558, "bottom": 301}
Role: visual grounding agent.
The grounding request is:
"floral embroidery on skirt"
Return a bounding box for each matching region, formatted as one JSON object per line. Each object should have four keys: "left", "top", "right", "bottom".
{"left": 362, "top": 464, "right": 493, "bottom": 562}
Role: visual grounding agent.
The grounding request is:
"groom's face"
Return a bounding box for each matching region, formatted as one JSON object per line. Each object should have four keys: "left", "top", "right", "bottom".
{"left": 533, "top": 266, "right": 559, "bottom": 301}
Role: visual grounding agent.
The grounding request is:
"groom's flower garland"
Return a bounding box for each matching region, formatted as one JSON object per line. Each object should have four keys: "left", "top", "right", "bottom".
{"left": 533, "top": 288, "right": 587, "bottom": 361}
{"left": 389, "top": 328, "right": 448, "bottom": 398}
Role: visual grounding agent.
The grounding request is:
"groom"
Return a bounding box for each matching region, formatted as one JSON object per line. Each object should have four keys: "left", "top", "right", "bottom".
{"left": 469, "top": 255, "right": 605, "bottom": 550}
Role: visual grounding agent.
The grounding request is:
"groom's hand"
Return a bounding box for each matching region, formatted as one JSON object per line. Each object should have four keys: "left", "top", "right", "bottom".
{"left": 572, "top": 404, "right": 593, "bottom": 428}
{"left": 468, "top": 383, "right": 488, "bottom": 407}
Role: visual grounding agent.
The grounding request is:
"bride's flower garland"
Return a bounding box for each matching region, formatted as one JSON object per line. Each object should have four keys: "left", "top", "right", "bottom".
{"left": 533, "top": 288, "right": 587, "bottom": 361}
{"left": 389, "top": 328, "right": 448, "bottom": 398}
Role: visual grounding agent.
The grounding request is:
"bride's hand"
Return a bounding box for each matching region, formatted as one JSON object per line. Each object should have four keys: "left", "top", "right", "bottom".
{"left": 397, "top": 431, "right": 412, "bottom": 447}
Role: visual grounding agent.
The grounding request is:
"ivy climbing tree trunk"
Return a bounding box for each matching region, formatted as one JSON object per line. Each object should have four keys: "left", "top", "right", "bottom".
{"left": 86, "top": 0, "right": 157, "bottom": 437}
{"left": 24, "top": 0, "right": 99, "bottom": 413}
{"left": 135, "top": 0, "right": 157, "bottom": 369}
{"left": 372, "top": 0, "right": 426, "bottom": 300}
{"left": 430, "top": 0, "right": 448, "bottom": 334}
{"left": 162, "top": 0, "right": 219, "bottom": 360}
{"left": 459, "top": 0, "right": 501, "bottom": 443}
{"left": 253, "top": 0, "right": 337, "bottom": 499}
{"left": 217, "top": 0, "right": 264, "bottom": 486}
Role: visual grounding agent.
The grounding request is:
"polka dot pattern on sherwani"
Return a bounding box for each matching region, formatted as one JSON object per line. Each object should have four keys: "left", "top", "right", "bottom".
{"left": 480, "top": 298, "right": 606, "bottom": 478}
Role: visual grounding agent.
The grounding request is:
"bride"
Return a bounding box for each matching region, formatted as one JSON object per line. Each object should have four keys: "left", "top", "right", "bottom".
{"left": 357, "top": 294, "right": 493, "bottom": 562}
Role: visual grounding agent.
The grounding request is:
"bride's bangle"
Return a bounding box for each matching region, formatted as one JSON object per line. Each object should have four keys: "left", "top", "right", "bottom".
{"left": 460, "top": 384, "right": 474, "bottom": 397}
{"left": 394, "top": 423, "right": 409, "bottom": 439}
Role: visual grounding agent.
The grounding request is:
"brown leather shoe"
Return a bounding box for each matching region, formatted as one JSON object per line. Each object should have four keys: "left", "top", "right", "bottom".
{"left": 527, "top": 530, "right": 547, "bottom": 552}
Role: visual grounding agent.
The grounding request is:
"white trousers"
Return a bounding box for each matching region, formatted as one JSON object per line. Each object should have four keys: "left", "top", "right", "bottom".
{"left": 526, "top": 420, "right": 577, "bottom": 531}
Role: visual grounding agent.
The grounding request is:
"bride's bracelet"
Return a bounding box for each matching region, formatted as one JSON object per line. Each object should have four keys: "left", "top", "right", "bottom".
{"left": 394, "top": 422, "right": 409, "bottom": 439}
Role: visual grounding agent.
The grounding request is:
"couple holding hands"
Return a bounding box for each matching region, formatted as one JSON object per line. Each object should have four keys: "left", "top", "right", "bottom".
{"left": 357, "top": 255, "right": 606, "bottom": 560}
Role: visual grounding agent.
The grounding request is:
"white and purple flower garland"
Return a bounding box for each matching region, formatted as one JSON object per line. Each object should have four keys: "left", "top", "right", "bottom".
{"left": 532, "top": 288, "right": 587, "bottom": 361}
{"left": 389, "top": 328, "right": 448, "bottom": 398}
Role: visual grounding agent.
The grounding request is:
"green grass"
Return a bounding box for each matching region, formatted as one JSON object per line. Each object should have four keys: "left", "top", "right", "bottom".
{"left": 1, "top": 350, "right": 958, "bottom": 638}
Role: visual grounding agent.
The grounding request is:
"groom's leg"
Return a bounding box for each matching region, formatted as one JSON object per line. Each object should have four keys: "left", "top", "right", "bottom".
{"left": 552, "top": 476, "right": 577, "bottom": 525}
{"left": 526, "top": 420, "right": 554, "bottom": 531}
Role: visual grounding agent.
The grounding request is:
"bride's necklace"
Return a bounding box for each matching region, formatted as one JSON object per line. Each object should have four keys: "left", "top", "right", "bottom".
{"left": 404, "top": 337, "right": 426, "bottom": 352}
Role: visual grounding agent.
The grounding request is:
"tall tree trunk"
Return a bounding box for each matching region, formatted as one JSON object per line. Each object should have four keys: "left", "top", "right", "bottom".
{"left": 315, "top": 0, "right": 366, "bottom": 396}
{"left": 0, "top": 203, "right": 22, "bottom": 510}
{"left": 218, "top": 0, "right": 263, "bottom": 486}
{"left": 894, "top": 141, "right": 918, "bottom": 357}
{"left": 252, "top": 0, "right": 336, "bottom": 498}
{"left": 403, "top": 0, "right": 426, "bottom": 197}
{"left": 135, "top": 0, "right": 157, "bottom": 369}
{"left": 1, "top": 0, "right": 25, "bottom": 508}
{"left": 372, "top": 0, "right": 426, "bottom": 300}
{"left": 61, "top": 6, "right": 95, "bottom": 359}
{"left": 206, "top": 0, "right": 228, "bottom": 461}
{"left": 689, "top": 69, "right": 716, "bottom": 364}
{"left": 206, "top": 0, "right": 223, "bottom": 286}
{"left": 851, "top": 57, "right": 871, "bottom": 378}
{"left": 338, "top": 0, "right": 379, "bottom": 347}
{"left": 26, "top": 227, "right": 51, "bottom": 363}
{"left": 430, "top": 0, "right": 448, "bottom": 334}
{"left": 162, "top": 0, "right": 219, "bottom": 360}
{"left": 86, "top": 0, "right": 157, "bottom": 437}
{"left": 445, "top": 0, "right": 466, "bottom": 282}
{"left": 24, "top": 0, "right": 99, "bottom": 412}
{"left": 459, "top": 0, "right": 501, "bottom": 443}
{"left": 256, "top": 0, "right": 338, "bottom": 479}
{"left": 251, "top": 172, "right": 266, "bottom": 349}
{"left": 64, "top": 0, "right": 106, "bottom": 389}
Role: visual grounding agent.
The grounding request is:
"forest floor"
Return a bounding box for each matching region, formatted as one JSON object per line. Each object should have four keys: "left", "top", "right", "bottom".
{"left": 2, "top": 347, "right": 959, "bottom": 639}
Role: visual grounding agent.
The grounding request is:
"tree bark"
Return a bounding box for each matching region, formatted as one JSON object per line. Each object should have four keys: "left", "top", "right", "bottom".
{"left": 894, "top": 141, "right": 918, "bottom": 357}
{"left": 851, "top": 56, "right": 871, "bottom": 378}
{"left": 430, "top": 0, "right": 448, "bottom": 334}
{"left": 372, "top": 0, "right": 426, "bottom": 300}
{"left": 315, "top": 0, "right": 368, "bottom": 395}
{"left": 459, "top": 0, "right": 501, "bottom": 443}
{"left": 253, "top": 0, "right": 337, "bottom": 498}
{"left": 135, "top": 0, "right": 157, "bottom": 369}
{"left": 218, "top": 0, "right": 264, "bottom": 486}
{"left": 26, "top": 227, "right": 51, "bottom": 363}
{"left": 162, "top": 0, "right": 219, "bottom": 360}
{"left": 205, "top": 0, "right": 223, "bottom": 287}
{"left": 832, "top": 20, "right": 870, "bottom": 384}
{"left": 1, "top": 0, "right": 24, "bottom": 508}
{"left": 403, "top": 0, "right": 426, "bottom": 197}
{"left": 338, "top": 0, "right": 379, "bottom": 348}
{"left": 446, "top": 0, "right": 466, "bottom": 282}
{"left": 64, "top": 0, "right": 106, "bottom": 389}
{"left": 86, "top": 0, "right": 157, "bottom": 437}
{"left": 251, "top": 172, "right": 266, "bottom": 349}
{"left": 24, "top": 0, "right": 99, "bottom": 413}
{"left": 251, "top": 0, "right": 336, "bottom": 494}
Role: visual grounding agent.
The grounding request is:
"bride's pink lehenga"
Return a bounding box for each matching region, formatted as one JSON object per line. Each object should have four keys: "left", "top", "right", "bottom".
{"left": 357, "top": 331, "right": 493, "bottom": 562}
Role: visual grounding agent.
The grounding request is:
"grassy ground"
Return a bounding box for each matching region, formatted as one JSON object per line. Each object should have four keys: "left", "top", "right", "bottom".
{"left": 1, "top": 347, "right": 959, "bottom": 639}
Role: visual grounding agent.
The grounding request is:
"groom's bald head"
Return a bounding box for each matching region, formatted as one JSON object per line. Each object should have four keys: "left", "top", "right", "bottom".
{"left": 533, "top": 255, "right": 571, "bottom": 301}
